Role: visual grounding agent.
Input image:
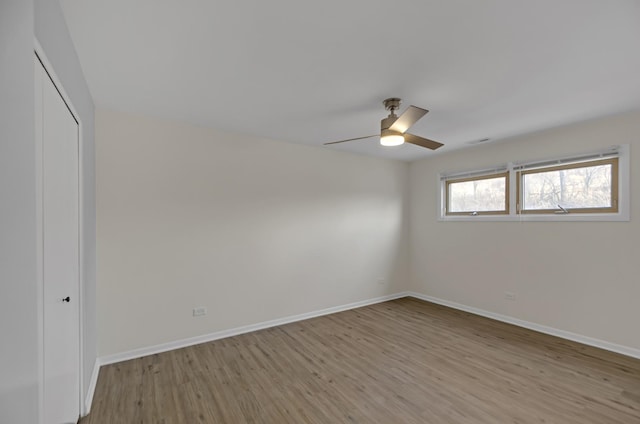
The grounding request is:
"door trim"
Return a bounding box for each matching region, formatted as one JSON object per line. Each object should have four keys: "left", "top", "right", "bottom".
{"left": 34, "top": 40, "right": 86, "bottom": 422}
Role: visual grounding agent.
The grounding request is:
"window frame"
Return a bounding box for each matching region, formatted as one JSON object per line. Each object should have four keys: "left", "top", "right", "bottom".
{"left": 437, "top": 145, "right": 629, "bottom": 222}
{"left": 516, "top": 157, "right": 619, "bottom": 215}
{"left": 445, "top": 171, "right": 510, "bottom": 216}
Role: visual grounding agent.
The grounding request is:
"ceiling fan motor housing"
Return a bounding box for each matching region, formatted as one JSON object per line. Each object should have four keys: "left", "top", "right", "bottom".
{"left": 381, "top": 116, "right": 400, "bottom": 134}
{"left": 380, "top": 114, "right": 404, "bottom": 146}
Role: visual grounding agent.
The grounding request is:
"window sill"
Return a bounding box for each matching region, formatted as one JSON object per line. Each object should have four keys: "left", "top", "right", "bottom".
{"left": 438, "top": 212, "right": 630, "bottom": 222}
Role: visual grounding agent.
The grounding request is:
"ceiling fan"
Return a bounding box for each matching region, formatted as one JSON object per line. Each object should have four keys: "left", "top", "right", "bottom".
{"left": 324, "top": 98, "right": 444, "bottom": 150}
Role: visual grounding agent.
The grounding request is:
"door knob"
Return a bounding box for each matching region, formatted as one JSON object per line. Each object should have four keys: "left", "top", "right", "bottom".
{"left": 62, "top": 296, "right": 70, "bottom": 303}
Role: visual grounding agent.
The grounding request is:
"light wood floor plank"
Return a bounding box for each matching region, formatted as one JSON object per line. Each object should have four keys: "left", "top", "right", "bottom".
{"left": 81, "top": 298, "right": 640, "bottom": 423}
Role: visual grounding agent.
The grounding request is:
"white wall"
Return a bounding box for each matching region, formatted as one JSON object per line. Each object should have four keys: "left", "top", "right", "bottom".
{"left": 0, "top": 1, "right": 39, "bottom": 423}
{"left": 34, "top": 0, "right": 97, "bottom": 404}
{"left": 410, "top": 110, "right": 640, "bottom": 351}
{"left": 96, "top": 109, "right": 410, "bottom": 356}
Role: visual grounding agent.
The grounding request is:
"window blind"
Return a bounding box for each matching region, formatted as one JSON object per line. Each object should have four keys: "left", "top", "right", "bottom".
{"left": 440, "top": 165, "right": 508, "bottom": 181}
{"left": 512, "top": 147, "right": 620, "bottom": 172}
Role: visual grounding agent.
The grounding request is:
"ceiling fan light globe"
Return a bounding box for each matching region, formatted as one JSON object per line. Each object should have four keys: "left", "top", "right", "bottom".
{"left": 380, "top": 134, "right": 405, "bottom": 146}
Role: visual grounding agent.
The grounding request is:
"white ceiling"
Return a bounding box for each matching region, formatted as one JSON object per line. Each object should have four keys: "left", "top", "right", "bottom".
{"left": 60, "top": 0, "right": 640, "bottom": 161}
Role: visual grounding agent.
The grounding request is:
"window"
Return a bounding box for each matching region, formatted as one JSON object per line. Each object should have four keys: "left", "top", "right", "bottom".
{"left": 438, "top": 146, "right": 628, "bottom": 222}
{"left": 445, "top": 172, "right": 509, "bottom": 215}
{"left": 517, "top": 158, "right": 618, "bottom": 214}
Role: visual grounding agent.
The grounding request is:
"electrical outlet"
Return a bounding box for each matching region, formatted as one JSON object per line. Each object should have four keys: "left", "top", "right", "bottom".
{"left": 193, "top": 307, "right": 207, "bottom": 317}
{"left": 504, "top": 292, "right": 517, "bottom": 301}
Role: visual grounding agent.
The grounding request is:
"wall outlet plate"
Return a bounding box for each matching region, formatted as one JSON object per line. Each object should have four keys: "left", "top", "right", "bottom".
{"left": 193, "top": 307, "right": 207, "bottom": 317}
{"left": 504, "top": 292, "right": 517, "bottom": 301}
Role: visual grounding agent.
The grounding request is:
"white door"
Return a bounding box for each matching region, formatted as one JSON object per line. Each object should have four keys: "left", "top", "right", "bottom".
{"left": 36, "top": 56, "right": 81, "bottom": 424}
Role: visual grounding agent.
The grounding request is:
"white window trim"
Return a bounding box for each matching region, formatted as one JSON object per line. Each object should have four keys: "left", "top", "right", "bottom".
{"left": 437, "top": 145, "right": 630, "bottom": 222}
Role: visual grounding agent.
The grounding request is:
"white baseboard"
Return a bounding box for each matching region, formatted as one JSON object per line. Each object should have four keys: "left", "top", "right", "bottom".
{"left": 84, "top": 357, "right": 101, "bottom": 415}
{"left": 88, "top": 289, "right": 639, "bottom": 412}
{"left": 407, "top": 291, "right": 640, "bottom": 360}
{"left": 99, "top": 292, "right": 410, "bottom": 366}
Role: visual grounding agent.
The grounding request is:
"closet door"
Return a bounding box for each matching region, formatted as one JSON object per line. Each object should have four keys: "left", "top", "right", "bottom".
{"left": 36, "top": 56, "right": 81, "bottom": 424}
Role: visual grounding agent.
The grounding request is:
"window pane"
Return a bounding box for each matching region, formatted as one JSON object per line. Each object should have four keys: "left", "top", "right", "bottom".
{"left": 448, "top": 176, "right": 506, "bottom": 213}
{"left": 522, "top": 163, "right": 612, "bottom": 210}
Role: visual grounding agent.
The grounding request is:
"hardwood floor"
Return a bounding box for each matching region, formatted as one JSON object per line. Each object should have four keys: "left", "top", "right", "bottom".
{"left": 81, "top": 298, "right": 640, "bottom": 423}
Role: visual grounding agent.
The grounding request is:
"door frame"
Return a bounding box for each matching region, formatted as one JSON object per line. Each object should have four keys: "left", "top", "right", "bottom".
{"left": 34, "top": 40, "right": 86, "bottom": 422}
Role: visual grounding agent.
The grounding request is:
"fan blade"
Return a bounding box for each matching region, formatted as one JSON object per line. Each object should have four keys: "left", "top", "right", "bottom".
{"left": 388, "top": 106, "right": 428, "bottom": 133}
{"left": 324, "top": 134, "right": 378, "bottom": 145}
{"left": 404, "top": 133, "right": 444, "bottom": 150}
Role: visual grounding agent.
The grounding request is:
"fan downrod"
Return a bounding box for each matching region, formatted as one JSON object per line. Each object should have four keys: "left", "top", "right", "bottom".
{"left": 381, "top": 98, "right": 402, "bottom": 131}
